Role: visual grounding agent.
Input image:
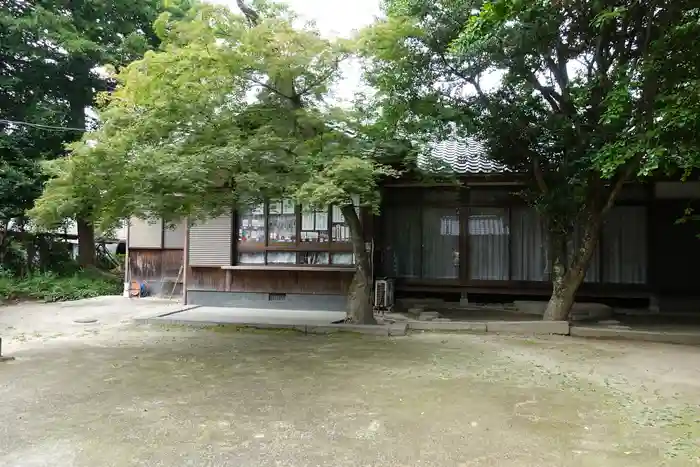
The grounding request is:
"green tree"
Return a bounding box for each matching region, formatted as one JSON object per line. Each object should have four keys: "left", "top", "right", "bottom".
{"left": 1, "top": 1, "right": 68, "bottom": 264}
{"left": 361, "top": 0, "right": 700, "bottom": 320}
{"left": 1, "top": 0, "right": 177, "bottom": 267}
{"left": 31, "top": 1, "right": 399, "bottom": 323}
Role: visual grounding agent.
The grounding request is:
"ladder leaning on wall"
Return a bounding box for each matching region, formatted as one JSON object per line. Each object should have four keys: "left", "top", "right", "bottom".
{"left": 167, "top": 264, "right": 183, "bottom": 300}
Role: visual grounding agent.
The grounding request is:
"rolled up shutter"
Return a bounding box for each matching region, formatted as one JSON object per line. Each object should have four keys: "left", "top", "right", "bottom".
{"left": 188, "top": 214, "right": 232, "bottom": 266}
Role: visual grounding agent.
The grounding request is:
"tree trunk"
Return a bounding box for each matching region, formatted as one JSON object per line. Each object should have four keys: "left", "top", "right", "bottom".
{"left": 341, "top": 204, "right": 375, "bottom": 324}
{"left": 542, "top": 216, "right": 602, "bottom": 321}
{"left": 77, "top": 218, "right": 96, "bottom": 268}
{"left": 68, "top": 57, "right": 96, "bottom": 268}
{"left": 0, "top": 222, "right": 7, "bottom": 268}
{"left": 542, "top": 261, "right": 582, "bottom": 321}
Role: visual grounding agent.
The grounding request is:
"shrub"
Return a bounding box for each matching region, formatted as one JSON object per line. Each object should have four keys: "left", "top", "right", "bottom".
{"left": 0, "top": 270, "right": 122, "bottom": 303}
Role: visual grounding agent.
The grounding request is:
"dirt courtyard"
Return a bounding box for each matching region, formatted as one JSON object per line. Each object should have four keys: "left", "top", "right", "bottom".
{"left": 1, "top": 298, "right": 700, "bottom": 466}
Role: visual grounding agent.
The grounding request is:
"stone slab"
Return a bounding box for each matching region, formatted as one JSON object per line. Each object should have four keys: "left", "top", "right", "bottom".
{"left": 486, "top": 320, "right": 570, "bottom": 335}
{"left": 513, "top": 301, "right": 612, "bottom": 321}
{"left": 570, "top": 326, "right": 700, "bottom": 345}
{"left": 408, "top": 322, "right": 487, "bottom": 333}
{"left": 417, "top": 311, "right": 441, "bottom": 321}
{"left": 143, "top": 306, "right": 347, "bottom": 325}
{"left": 138, "top": 317, "right": 404, "bottom": 337}
{"left": 305, "top": 324, "right": 391, "bottom": 336}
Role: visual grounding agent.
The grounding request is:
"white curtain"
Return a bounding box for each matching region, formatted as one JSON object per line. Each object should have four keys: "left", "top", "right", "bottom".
{"left": 602, "top": 206, "right": 647, "bottom": 284}
{"left": 511, "top": 207, "right": 548, "bottom": 281}
{"left": 469, "top": 208, "right": 509, "bottom": 280}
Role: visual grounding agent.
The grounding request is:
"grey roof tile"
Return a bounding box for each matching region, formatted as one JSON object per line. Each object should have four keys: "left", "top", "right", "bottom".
{"left": 418, "top": 139, "right": 509, "bottom": 174}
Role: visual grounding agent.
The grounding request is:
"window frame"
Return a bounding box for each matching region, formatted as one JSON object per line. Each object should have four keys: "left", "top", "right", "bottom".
{"left": 235, "top": 199, "right": 356, "bottom": 267}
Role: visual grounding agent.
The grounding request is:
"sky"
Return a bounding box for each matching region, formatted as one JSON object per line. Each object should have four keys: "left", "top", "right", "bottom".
{"left": 213, "top": 0, "right": 382, "bottom": 102}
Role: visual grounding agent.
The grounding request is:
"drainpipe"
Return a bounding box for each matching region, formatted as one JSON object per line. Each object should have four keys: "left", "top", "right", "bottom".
{"left": 182, "top": 219, "right": 190, "bottom": 305}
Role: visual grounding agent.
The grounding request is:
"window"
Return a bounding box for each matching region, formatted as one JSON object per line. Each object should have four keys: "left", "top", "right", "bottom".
{"left": 236, "top": 199, "right": 356, "bottom": 266}
{"left": 469, "top": 208, "right": 510, "bottom": 280}
{"left": 331, "top": 195, "right": 360, "bottom": 243}
{"left": 331, "top": 253, "right": 354, "bottom": 265}
{"left": 381, "top": 195, "right": 647, "bottom": 284}
{"left": 382, "top": 206, "right": 422, "bottom": 278}
{"left": 422, "top": 207, "right": 459, "bottom": 279}
{"left": 299, "top": 252, "right": 330, "bottom": 265}
{"left": 602, "top": 206, "right": 647, "bottom": 284}
{"left": 301, "top": 204, "right": 329, "bottom": 243}
{"left": 267, "top": 252, "right": 296, "bottom": 264}
{"left": 381, "top": 205, "right": 459, "bottom": 279}
{"left": 238, "top": 252, "right": 265, "bottom": 265}
{"left": 268, "top": 199, "right": 296, "bottom": 244}
{"left": 238, "top": 204, "right": 265, "bottom": 245}
{"left": 511, "top": 207, "right": 548, "bottom": 281}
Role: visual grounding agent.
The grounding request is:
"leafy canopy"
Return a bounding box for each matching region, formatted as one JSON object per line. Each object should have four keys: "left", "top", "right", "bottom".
{"left": 30, "top": 2, "right": 398, "bottom": 231}
{"left": 1, "top": 0, "right": 171, "bottom": 227}
{"left": 362, "top": 0, "right": 700, "bottom": 234}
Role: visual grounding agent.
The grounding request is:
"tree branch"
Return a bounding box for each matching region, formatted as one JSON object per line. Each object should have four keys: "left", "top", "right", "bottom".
{"left": 245, "top": 76, "right": 294, "bottom": 100}
{"left": 525, "top": 73, "right": 561, "bottom": 112}
{"left": 295, "top": 60, "right": 341, "bottom": 97}
{"left": 532, "top": 155, "right": 549, "bottom": 195}
{"left": 236, "top": 0, "right": 260, "bottom": 27}
{"left": 544, "top": 55, "right": 569, "bottom": 98}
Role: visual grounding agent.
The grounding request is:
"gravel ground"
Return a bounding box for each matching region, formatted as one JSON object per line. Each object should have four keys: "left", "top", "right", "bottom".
{"left": 1, "top": 297, "right": 700, "bottom": 466}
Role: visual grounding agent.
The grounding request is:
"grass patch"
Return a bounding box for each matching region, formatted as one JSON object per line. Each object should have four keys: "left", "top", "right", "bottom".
{"left": 0, "top": 270, "right": 122, "bottom": 303}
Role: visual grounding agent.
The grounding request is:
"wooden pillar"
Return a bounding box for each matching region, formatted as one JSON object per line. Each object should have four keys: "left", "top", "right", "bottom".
{"left": 646, "top": 183, "right": 657, "bottom": 310}
{"left": 225, "top": 269, "right": 232, "bottom": 292}
{"left": 182, "top": 220, "right": 190, "bottom": 305}
{"left": 459, "top": 185, "right": 470, "bottom": 285}
{"left": 123, "top": 220, "right": 131, "bottom": 297}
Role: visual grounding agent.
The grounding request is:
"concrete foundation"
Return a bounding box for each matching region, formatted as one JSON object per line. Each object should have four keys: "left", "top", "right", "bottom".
{"left": 187, "top": 290, "right": 347, "bottom": 311}
{"left": 409, "top": 322, "right": 487, "bottom": 333}
{"left": 486, "top": 320, "right": 570, "bottom": 335}
{"left": 570, "top": 326, "right": 700, "bottom": 345}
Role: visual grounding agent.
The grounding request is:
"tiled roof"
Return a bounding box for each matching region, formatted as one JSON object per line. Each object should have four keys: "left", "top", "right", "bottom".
{"left": 418, "top": 139, "right": 509, "bottom": 174}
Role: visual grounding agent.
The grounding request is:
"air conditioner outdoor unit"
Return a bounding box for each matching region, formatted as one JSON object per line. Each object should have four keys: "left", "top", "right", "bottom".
{"left": 373, "top": 278, "right": 395, "bottom": 313}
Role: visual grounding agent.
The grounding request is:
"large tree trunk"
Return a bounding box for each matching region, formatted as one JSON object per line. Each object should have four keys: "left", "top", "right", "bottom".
{"left": 542, "top": 215, "right": 603, "bottom": 321}
{"left": 68, "top": 57, "right": 96, "bottom": 268}
{"left": 76, "top": 218, "right": 96, "bottom": 268}
{"left": 76, "top": 219, "right": 96, "bottom": 267}
{"left": 341, "top": 205, "right": 375, "bottom": 324}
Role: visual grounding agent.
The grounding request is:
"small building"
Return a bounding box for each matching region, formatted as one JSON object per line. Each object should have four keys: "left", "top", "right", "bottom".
{"left": 125, "top": 142, "right": 700, "bottom": 313}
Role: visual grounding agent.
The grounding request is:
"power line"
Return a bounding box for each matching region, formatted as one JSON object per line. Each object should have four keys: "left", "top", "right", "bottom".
{"left": 0, "top": 119, "right": 86, "bottom": 132}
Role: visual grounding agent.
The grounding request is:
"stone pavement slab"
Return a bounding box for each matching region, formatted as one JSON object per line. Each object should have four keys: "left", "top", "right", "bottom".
{"left": 140, "top": 306, "right": 347, "bottom": 326}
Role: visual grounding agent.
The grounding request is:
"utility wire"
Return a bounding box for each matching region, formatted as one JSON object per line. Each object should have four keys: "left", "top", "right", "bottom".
{"left": 0, "top": 119, "right": 86, "bottom": 132}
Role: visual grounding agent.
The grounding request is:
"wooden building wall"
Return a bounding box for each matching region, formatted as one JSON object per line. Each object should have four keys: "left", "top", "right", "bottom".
{"left": 129, "top": 249, "right": 184, "bottom": 295}
{"left": 188, "top": 267, "right": 353, "bottom": 295}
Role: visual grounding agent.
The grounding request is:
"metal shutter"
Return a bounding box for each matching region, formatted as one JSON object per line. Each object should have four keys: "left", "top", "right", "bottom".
{"left": 129, "top": 217, "right": 163, "bottom": 248}
{"left": 163, "top": 220, "right": 186, "bottom": 249}
{"left": 188, "top": 214, "right": 232, "bottom": 266}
